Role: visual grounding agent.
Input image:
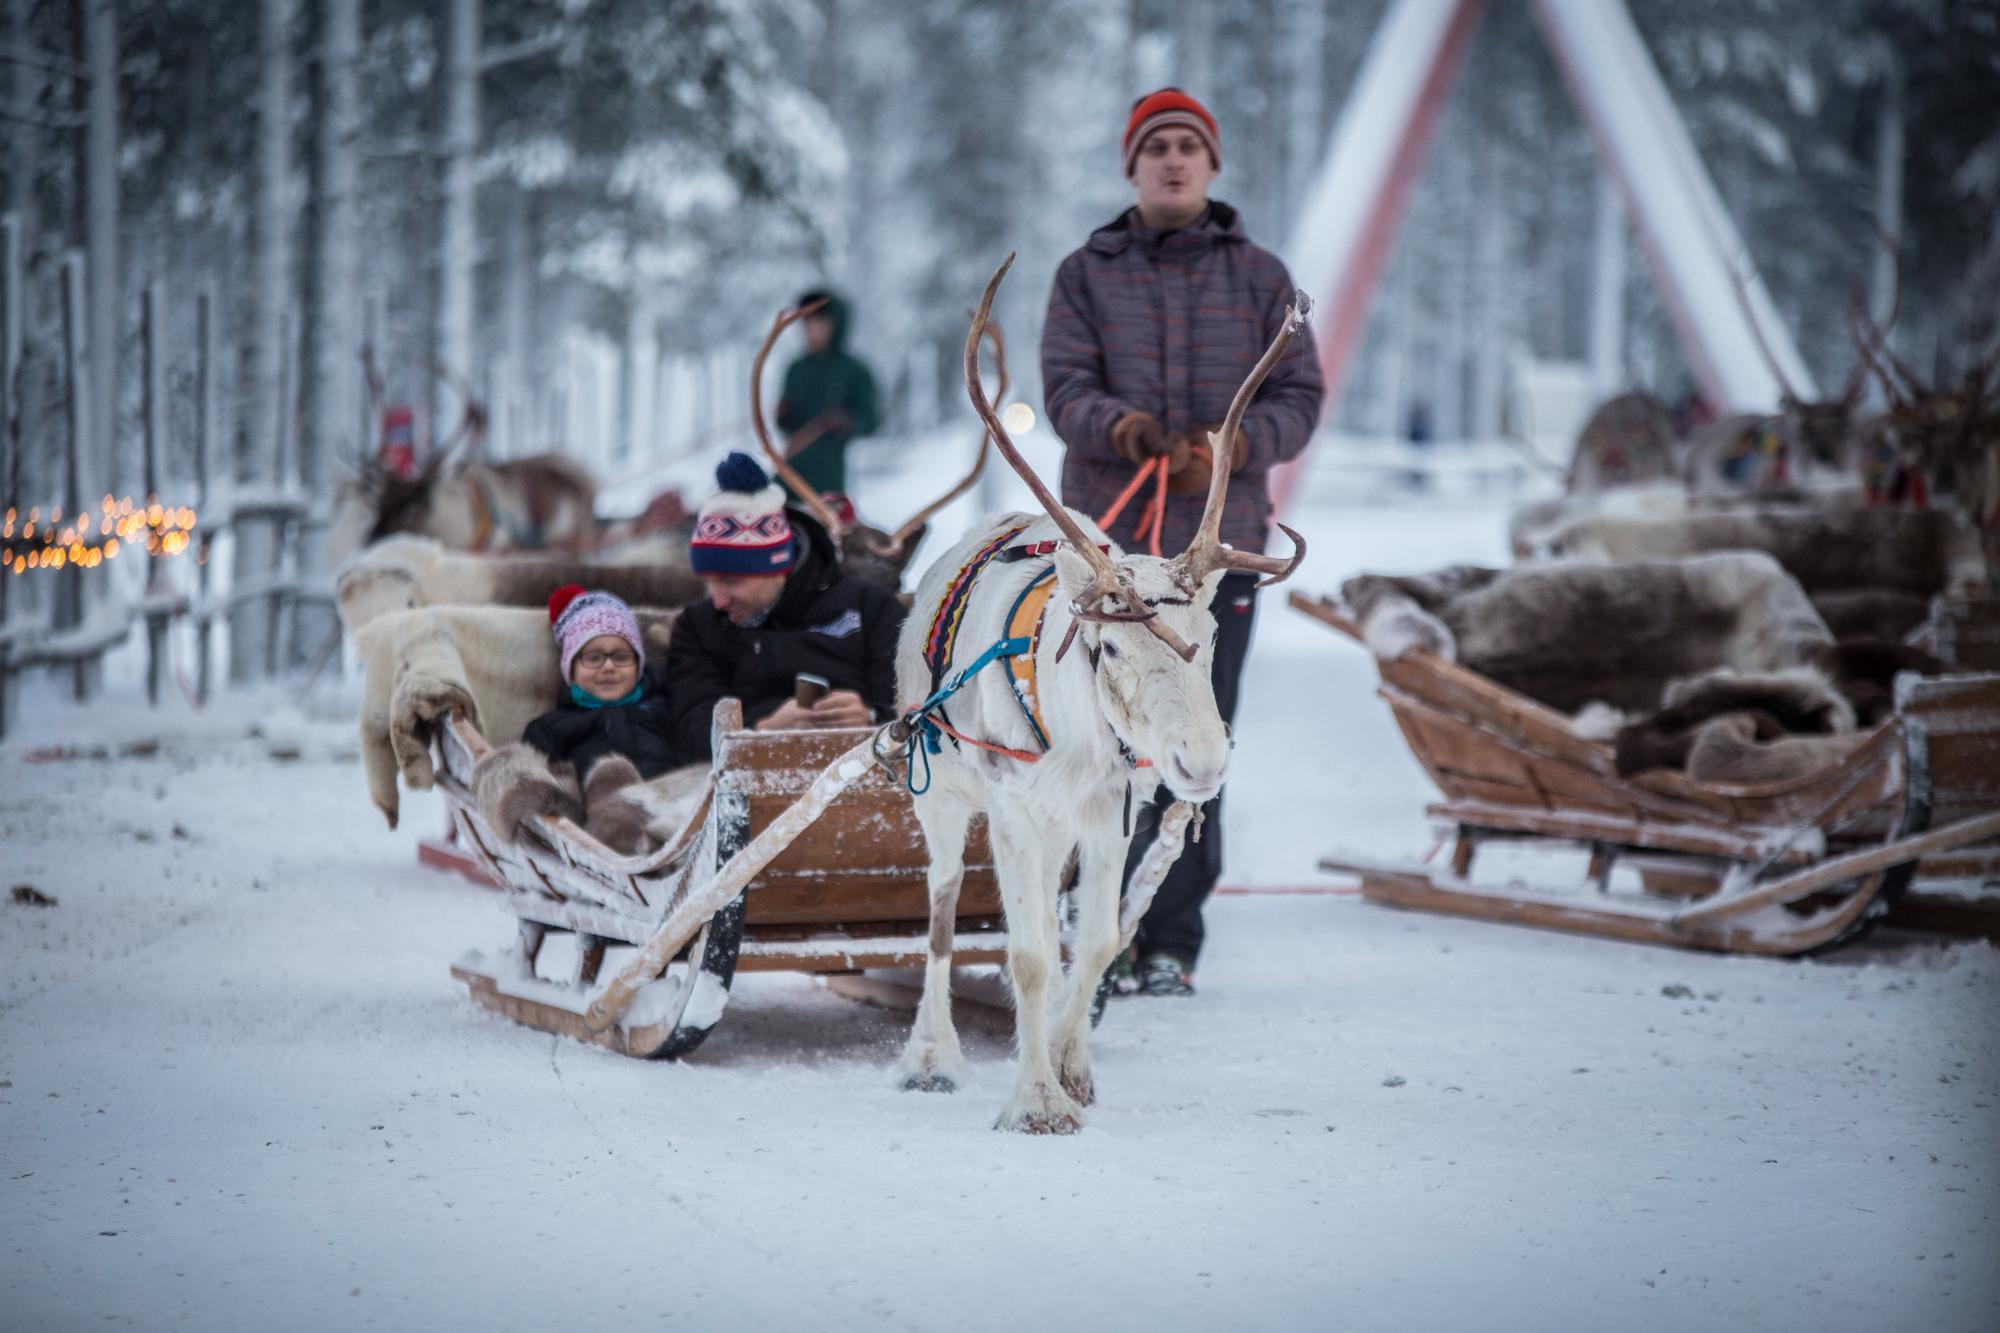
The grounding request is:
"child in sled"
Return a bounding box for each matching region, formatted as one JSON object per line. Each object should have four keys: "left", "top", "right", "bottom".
{"left": 522, "top": 584, "right": 681, "bottom": 779}
{"left": 471, "top": 584, "right": 694, "bottom": 856}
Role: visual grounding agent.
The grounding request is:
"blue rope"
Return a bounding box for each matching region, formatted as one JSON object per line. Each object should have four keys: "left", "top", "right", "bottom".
{"left": 901, "top": 633, "right": 1031, "bottom": 794}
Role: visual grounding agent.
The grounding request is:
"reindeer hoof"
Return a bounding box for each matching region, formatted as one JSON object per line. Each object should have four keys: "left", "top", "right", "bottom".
{"left": 996, "top": 1108, "right": 1084, "bottom": 1135}
{"left": 1061, "top": 1073, "right": 1096, "bottom": 1107}
{"left": 994, "top": 1088, "right": 1086, "bottom": 1134}
{"left": 901, "top": 1072, "right": 957, "bottom": 1094}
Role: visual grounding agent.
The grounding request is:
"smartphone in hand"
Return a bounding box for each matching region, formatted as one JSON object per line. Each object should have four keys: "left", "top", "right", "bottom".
{"left": 794, "top": 673, "right": 831, "bottom": 708}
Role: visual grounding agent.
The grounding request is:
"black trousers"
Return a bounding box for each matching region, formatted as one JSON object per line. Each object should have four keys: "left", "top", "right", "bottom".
{"left": 1122, "top": 571, "right": 1259, "bottom": 968}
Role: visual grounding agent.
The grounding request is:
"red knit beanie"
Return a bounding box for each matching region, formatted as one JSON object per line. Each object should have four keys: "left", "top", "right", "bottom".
{"left": 1123, "top": 88, "right": 1221, "bottom": 178}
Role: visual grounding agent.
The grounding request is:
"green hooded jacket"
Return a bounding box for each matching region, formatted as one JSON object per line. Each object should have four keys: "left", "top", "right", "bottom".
{"left": 775, "top": 292, "right": 880, "bottom": 495}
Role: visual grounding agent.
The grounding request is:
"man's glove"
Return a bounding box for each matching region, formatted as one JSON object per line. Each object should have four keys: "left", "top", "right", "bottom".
{"left": 1165, "top": 424, "right": 1248, "bottom": 495}
{"left": 1110, "top": 412, "right": 1190, "bottom": 472}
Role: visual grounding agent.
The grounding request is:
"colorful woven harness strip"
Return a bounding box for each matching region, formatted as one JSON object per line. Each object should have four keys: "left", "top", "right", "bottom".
{"left": 1002, "top": 569, "right": 1057, "bottom": 749}
{"left": 922, "top": 522, "right": 1029, "bottom": 692}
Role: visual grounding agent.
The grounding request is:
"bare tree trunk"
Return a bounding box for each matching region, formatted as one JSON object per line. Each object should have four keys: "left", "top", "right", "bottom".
{"left": 438, "top": 0, "right": 479, "bottom": 390}
{"left": 303, "top": 0, "right": 359, "bottom": 490}
{"left": 292, "top": 0, "right": 359, "bottom": 665}
{"left": 82, "top": 0, "right": 115, "bottom": 502}
{"left": 1589, "top": 173, "right": 1627, "bottom": 398}
{"left": 1469, "top": 106, "right": 1506, "bottom": 440}
{"left": 1280, "top": 0, "right": 1326, "bottom": 231}
{"left": 231, "top": 0, "right": 293, "bottom": 683}
{"left": 5, "top": 0, "right": 39, "bottom": 251}
{"left": 497, "top": 185, "right": 532, "bottom": 458}
{"left": 1866, "top": 56, "right": 1903, "bottom": 396}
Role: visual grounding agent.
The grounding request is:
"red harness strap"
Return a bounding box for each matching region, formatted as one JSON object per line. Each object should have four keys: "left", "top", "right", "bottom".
{"left": 1097, "top": 456, "right": 1170, "bottom": 556}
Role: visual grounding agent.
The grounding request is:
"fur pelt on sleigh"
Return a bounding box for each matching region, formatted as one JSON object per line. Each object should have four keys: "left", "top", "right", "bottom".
{"left": 1539, "top": 505, "right": 1991, "bottom": 639}
{"left": 335, "top": 534, "right": 706, "bottom": 634}
{"left": 1340, "top": 553, "right": 1917, "bottom": 786}
{"left": 351, "top": 603, "right": 696, "bottom": 841}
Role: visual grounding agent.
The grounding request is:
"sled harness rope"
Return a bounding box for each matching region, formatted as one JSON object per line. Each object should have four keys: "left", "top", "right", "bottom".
{"left": 898, "top": 524, "right": 1150, "bottom": 795}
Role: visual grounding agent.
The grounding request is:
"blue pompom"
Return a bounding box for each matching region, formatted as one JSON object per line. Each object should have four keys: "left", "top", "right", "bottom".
{"left": 715, "top": 451, "right": 770, "bottom": 494}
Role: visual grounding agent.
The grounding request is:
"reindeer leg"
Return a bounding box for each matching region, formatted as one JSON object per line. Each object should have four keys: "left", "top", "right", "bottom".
{"left": 894, "top": 798, "right": 972, "bottom": 1093}
{"left": 989, "top": 808, "right": 1084, "bottom": 1135}
{"left": 1052, "top": 816, "right": 1125, "bottom": 1108}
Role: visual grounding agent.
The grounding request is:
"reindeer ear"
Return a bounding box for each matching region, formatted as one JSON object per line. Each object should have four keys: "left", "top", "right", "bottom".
{"left": 1052, "top": 545, "right": 1095, "bottom": 601}
{"left": 1197, "top": 565, "right": 1228, "bottom": 608}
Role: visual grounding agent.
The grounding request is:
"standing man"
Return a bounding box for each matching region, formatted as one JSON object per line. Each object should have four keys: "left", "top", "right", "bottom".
{"left": 1041, "top": 88, "right": 1325, "bottom": 998}
{"left": 775, "top": 289, "right": 881, "bottom": 510}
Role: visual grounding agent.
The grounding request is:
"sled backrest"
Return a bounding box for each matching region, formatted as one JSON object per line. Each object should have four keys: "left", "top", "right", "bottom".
{"left": 711, "top": 714, "right": 1001, "bottom": 929}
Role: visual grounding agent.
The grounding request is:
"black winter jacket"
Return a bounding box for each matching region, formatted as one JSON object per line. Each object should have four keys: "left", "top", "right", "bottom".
{"left": 521, "top": 674, "right": 683, "bottom": 779}
{"left": 663, "top": 511, "right": 906, "bottom": 761}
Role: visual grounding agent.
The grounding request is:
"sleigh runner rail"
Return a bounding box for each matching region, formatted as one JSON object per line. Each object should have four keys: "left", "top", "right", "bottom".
{"left": 1290, "top": 591, "right": 2000, "bottom": 954}
{"left": 435, "top": 701, "right": 1010, "bottom": 1058}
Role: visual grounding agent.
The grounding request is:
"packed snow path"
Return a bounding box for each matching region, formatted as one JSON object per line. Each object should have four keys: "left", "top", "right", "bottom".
{"left": 4, "top": 494, "right": 1997, "bottom": 1331}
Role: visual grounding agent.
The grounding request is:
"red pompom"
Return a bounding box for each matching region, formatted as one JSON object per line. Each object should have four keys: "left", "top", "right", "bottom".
{"left": 547, "top": 583, "right": 587, "bottom": 623}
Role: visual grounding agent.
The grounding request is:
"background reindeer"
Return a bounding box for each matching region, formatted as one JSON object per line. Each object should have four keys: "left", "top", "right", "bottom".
{"left": 890, "top": 257, "right": 1308, "bottom": 1134}
{"left": 326, "top": 365, "right": 597, "bottom": 563}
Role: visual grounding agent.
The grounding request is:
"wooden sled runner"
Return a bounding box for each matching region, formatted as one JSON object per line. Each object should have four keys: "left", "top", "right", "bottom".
{"left": 440, "top": 700, "right": 1007, "bottom": 1058}
{"left": 1291, "top": 591, "right": 2000, "bottom": 955}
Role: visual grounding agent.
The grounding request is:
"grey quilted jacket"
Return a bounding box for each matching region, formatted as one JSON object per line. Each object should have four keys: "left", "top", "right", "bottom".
{"left": 1040, "top": 201, "right": 1324, "bottom": 553}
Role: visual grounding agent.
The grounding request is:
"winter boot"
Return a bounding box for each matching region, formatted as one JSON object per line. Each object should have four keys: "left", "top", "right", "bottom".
{"left": 1137, "top": 952, "right": 1195, "bottom": 997}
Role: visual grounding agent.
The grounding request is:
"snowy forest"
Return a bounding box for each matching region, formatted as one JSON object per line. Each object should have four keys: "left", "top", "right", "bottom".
{"left": 0, "top": 0, "right": 1997, "bottom": 682}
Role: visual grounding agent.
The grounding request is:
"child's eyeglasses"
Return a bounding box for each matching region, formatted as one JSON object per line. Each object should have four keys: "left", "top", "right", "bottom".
{"left": 577, "top": 650, "right": 637, "bottom": 669}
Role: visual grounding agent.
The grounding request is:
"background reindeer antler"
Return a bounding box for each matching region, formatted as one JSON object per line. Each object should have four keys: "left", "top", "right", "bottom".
{"left": 870, "top": 314, "right": 1009, "bottom": 558}
{"left": 751, "top": 297, "right": 850, "bottom": 537}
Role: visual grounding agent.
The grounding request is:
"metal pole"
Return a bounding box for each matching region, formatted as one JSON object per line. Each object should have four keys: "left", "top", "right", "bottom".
{"left": 265, "top": 307, "right": 292, "bottom": 679}
{"left": 195, "top": 287, "right": 213, "bottom": 704}
{"left": 0, "top": 212, "right": 17, "bottom": 738}
{"left": 58, "top": 250, "right": 87, "bottom": 698}
{"left": 142, "top": 279, "right": 165, "bottom": 706}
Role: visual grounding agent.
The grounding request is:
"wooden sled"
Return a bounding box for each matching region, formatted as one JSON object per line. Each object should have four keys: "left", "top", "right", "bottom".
{"left": 1291, "top": 591, "right": 2000, "bottom": 955}
{"left": 439, "top": 700, "right": 1007, "bottom": 1058}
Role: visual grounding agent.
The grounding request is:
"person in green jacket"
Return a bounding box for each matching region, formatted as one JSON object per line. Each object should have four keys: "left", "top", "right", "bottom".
{"left": 775, "top": 289, "right": 880, "bottom": 499}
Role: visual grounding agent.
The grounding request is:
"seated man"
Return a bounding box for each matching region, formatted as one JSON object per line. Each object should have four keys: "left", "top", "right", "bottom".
{"left": 662, "top": 453, "right": 906, "bottom": 761}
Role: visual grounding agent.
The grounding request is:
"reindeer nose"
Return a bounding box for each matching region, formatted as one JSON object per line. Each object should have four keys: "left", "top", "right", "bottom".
{"left": 1166, "top": 747, "right": 1228, "bottom": 803}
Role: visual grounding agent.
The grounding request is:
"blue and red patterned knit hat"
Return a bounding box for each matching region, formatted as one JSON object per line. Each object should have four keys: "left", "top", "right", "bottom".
{"left": 690, "top": 453, "right": 797, "bottom": 577}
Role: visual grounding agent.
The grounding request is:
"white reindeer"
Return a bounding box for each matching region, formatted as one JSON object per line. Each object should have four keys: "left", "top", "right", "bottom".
{"left": 892, "top": 256, "right": 1309, "bottom": 1133}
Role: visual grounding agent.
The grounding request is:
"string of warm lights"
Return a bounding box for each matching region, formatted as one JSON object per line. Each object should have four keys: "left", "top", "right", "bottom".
{"left": 1, "top": 495, "right": 201, "bottom": 576}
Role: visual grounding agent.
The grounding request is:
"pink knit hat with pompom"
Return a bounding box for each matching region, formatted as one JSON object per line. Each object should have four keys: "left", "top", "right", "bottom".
{"left": 548, "top": 584, "right": 644, "bottom": 681}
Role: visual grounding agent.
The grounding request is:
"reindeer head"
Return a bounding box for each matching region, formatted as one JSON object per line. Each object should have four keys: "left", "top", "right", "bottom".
{"left": 965, "top": 254, "right": 1310, "bottom": 804}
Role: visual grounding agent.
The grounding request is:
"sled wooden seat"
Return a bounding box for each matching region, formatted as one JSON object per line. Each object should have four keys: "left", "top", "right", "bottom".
{"left": 439, "top": 700, "right": 1005, "bottom": 1058}
{"left": 1291, "top": 590, "right": 2000, "bottom": 954}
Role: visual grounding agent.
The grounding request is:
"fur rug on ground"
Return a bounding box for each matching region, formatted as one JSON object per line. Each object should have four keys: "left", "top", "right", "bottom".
{"left": 1342, "top": 552, "right": 1834, "bottom": 716}
{"left": 336, "top": 534, "right": 706, "bottom": 634}
{"left": 471, "top": 744, "right": 707, "bottom": 855}
{"left": 352, "top": 604, "right": 678, "bottom": 828}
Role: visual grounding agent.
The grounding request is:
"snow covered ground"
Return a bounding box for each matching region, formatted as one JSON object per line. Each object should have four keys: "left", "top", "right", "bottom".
{"left": 3, "top": 447, "right": 1997, "bottom": 1331}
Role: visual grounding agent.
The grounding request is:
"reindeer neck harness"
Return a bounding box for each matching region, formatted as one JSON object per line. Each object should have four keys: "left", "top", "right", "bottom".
{"left": 899, "top": 525, "right": 1153, "bottom": 797}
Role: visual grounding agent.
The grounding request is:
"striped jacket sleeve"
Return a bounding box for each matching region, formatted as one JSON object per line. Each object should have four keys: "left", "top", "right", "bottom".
{"left": 1040, "top": 252, "right": 1136, "bottom": 458}
{"left": 1237, "top": 259, "right": 1326, "bottom": 470}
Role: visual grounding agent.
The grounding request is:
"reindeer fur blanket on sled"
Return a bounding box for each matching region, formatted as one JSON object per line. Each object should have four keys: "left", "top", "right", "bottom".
{"left": 351, "top": 605, "right": 698, "bottom": 851}
{"left": 335, "top": 534, "right": 705, "bottom": 634}
{"left": 1540, "top": 505, "right": 1990, "bottom": 639}
{"left": 1341, "top": 552, "right": 1904, "bottom": 785}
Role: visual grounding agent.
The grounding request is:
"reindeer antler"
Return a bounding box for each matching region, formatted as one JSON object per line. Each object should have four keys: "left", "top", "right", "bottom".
{"left": 426, "top": 359, "right": 490, "bottom": 469}
{"left": 1723, "top": 261, "right": 1803, "bottom": 406}
{"left": 1174, "top": 294, "right": 1312, "bottom": 589}
{"left": 751, "top": 297, "right": 850, "bottom": 537}
{"left": 966, "top": 255, "right": 1197, "bottom": 662}
{"left": 871, "top": 315, "right": 1008, "bottom": 558}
